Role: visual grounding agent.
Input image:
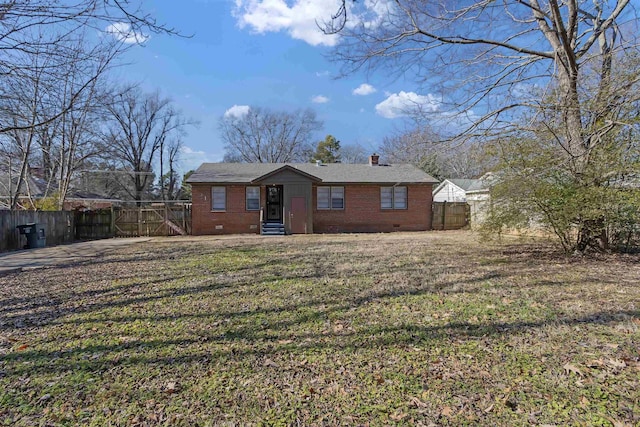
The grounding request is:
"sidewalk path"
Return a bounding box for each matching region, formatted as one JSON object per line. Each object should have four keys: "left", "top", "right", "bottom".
{"left": 0, "top": 238, "right": 151, "bottom": 276}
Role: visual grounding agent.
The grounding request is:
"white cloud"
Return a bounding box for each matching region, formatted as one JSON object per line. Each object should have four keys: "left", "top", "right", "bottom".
{"left": 375, "top": 91, "right": 441, "bottom": 119}
{"left": 352, "top": 83, "right": 376, "bottom": 96}
{"left": 233, "top": 0, "right": 392, "bottom": 46}
{"left": 105, "top": 22, "right": 149, "bottom": 44}
{"left": 233, "top": 0, "right": 339, "bottom": 46}
{"left": 311, "top": 95, "right": 329, "bottom": 104}
{"left": 224, "top": 105, "right": 250, "bottom": 119}
{"left": 316, "top": 70, "right": 330, "bottom": 77}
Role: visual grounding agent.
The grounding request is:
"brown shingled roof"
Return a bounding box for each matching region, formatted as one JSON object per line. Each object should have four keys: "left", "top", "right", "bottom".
{"left": 187, "top": 163, "right": 439, "bottom": 185}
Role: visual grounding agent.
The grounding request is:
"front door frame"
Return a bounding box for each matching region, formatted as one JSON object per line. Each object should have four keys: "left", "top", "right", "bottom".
{"left": 265, "top": 185, "right": 283, "bottom": 222}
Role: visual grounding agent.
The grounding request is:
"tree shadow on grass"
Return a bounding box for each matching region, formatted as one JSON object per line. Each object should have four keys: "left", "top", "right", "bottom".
{"left": 44, "top": 270, "right": 504, "bottom": 327}
{"left": 2, "top": 246, "right": 601, "bottom": 335}
{"left": 4, "top": 308, "right": 638, "bottom": 377}
{"left": 3, "top": 236, "right": 639, "bottom": 385}
{"left": 0, "top": 250, "right": 291, "bottom": 331}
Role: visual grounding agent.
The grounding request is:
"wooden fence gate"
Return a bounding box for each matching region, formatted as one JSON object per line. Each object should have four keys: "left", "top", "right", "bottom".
{"left": 432, "top": 202, "right": 470, "bottom": 230}
{"left": 74, "top": 205, "right": 191, "bottom": 238}
{"left": 75, "top": 209, "right": 114, "bottom": 239}
{"left": 113, "top": 205, "right": 191, "bottom": 237}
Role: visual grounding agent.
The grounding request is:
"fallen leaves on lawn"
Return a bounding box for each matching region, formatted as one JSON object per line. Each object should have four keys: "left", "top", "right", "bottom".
{"left": 163, "top": 381, "right": 181, "bottom": 394}
{"left": 409, "top": 396, "right": 428, "bottom": 408}
{"left": 606, "top": 358, "right": 627, "bottom": 369}
{"left": 563, "top": 363, "right": 584, "bottom": 377}
{"left": 440, "top": 406, "right": 454, "bottom": 417}
{"left": 263, "top": 358, "right": 279, "bottom": 368}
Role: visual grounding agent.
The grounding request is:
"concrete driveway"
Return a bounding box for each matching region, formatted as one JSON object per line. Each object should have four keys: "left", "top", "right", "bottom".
{"left": 0, "top": 237, "right": 151, "bottom": 276}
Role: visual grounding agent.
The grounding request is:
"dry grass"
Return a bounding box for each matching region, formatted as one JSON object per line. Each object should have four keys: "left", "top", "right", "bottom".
{"left": 0, "top": 231, "right": 638, "bottom": 426}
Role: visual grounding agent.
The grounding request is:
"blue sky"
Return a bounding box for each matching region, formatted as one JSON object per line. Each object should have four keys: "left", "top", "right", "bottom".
{"left": 110, "top": 0, "right": 437, "bottom": 172}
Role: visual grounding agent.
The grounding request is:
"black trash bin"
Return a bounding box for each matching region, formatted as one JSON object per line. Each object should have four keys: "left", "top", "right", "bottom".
{"left": 16, "top": 223, "right": 46, "bottom": 249}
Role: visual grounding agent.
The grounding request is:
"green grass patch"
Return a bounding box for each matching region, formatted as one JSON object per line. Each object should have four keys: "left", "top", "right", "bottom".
{"left": 0, "top": 232, "right": 638, "bottom": 425}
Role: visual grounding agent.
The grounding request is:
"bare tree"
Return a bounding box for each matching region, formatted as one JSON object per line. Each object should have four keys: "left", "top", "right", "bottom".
{"left": 0, "top": 1, "right": 181, "bottom": 210}
{"left": 220, "top": 107, "right": 322, "bottom": 163}
{"left": 44, "top": 41, "right": 119, "bottom": 209}
{"left": 158, "top": 137, "right": 184, "bottom": 201}
{"left": 380, "top": 127, "right": 492, "bottom": 180}
{"left": 0, "top": 0, "right": 180, "bottom": 135}
{"left": 327, "top": 0, "right": 639, "bottom": 251}
{"left": 103, "top": 86, "right": 192, "bottom": 204}
{"left": 0, "top": 41, "right": 60, "bottom": 209}
{"left": 0, "top": 29, "right": 122, "bottom": 209}
{"left": 329, "top": 1, "right": 636, "bottom": 142}
{"left": 339, "top": 143, "right": 369, "bottom": 164}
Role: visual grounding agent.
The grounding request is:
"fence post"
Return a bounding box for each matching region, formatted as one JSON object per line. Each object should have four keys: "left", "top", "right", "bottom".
{"left": 183, "top": 204, "right": 187, "bottom": 233}
{"left": 110, "top": 206, "right": 115, "bottom": 237}
{"left": 441, "top": 200, "right": 447, "bottom": 230}
{"left": 164, "top": 203, "right": 169, "bottom": 236}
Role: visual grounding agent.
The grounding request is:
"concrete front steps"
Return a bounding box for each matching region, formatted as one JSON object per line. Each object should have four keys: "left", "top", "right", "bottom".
{"left": 261, "top": 221, "right": 286, "bottom": 236}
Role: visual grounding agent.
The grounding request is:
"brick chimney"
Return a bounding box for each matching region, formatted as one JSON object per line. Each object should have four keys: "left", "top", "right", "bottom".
{"left": 369, "top": 153, "right": 380, "bottom": 166}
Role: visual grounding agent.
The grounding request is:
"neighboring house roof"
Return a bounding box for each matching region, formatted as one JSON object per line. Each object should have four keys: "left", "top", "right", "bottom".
{"left": 433, "top": 174, "right": 495, "bottom": 197}
{"left": 433, "top": 178, "right": 477, "bottom": 196}
{"left": 0, "top": 171, "right": 45, "bottom": 198}
{"left": 187, "top": 163, "right": 439, "bottom": 184}
{"left": 67, "top": 190, "right": 121, "bottom": 200}
{"left": 466, "top": 173, "right": 495, "bottom": 194}
{"left": 448, "top": 179, "right": 479, "bottom": 191}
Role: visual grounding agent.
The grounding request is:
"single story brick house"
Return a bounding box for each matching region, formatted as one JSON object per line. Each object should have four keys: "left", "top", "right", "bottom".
{"left": 187, "top": 155, "right": 439, "bottom": 235}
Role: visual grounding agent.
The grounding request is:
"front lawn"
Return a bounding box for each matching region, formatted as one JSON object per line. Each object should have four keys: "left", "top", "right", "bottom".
{"left": 1, "top": 232, "right": 638, "bottom": 426}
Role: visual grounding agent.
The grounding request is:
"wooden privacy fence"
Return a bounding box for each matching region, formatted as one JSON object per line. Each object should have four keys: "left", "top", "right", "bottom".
{"left": 112, "top": 205, "right": 191, "bottom": 237}
{"left": 0, "top": 204, "right": 192, "bottom": 252}
{"left": 0, "top": 210, "right": 75, "bottom": 252}
{"left": 75, "top": 209, "right": 114, "bottom": 240}
{"left": 432, "top": 202, "right": 470, "bottom": 230}
{"left": 76, "top": 205, "right": 191, "bottom": 238}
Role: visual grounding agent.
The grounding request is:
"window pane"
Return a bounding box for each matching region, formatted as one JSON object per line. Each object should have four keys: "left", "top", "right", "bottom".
{"left": 381, "top": 187, "right": 393, "bottom": 209}
{"left": 331, "top": 186, "right": 344, "bottom": 209}
{"left": 246, "top": 186, "right": 260, "bottom": 210}
{"left": 212, "top": 187, "right": 226, "bottom": 210}
{"left": 317, "top": 187, "right": 330, "bottom": 209}
{"left": 394, "top": 186, "right": 407, "bottom": 209}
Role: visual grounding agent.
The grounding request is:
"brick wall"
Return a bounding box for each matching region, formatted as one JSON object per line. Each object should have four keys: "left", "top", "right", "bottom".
{"left": 313, "top": 184, "right": 432, "bottom": 233}
{"left": 191, "top": 183, "right": 433, "bottom": 235}
{"left": 191, "top": 184, "right": 261, "bottom": 235}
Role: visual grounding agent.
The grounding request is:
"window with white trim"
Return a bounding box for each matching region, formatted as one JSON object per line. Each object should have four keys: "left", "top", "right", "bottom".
{"left": 317, "top": 186, "right": 344, "bottom": 210}
{"left": 246, "top": 186, "right": 260, "bottom": 210}
{"left": 211, "top": 186, "right": 226, "bottom": 211}
{"left": 381, "top": 186, "right": 407, "bottom": 209}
